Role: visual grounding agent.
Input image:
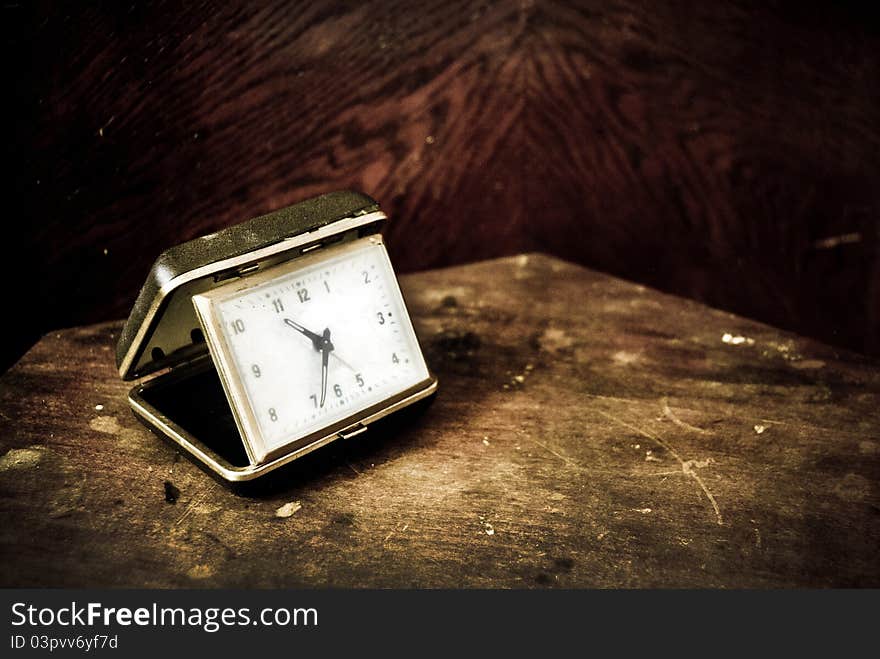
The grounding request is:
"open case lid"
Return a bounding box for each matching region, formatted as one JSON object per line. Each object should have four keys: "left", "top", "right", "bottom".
{"left": 116, "top": 190, "right": 386, "bottom": 381}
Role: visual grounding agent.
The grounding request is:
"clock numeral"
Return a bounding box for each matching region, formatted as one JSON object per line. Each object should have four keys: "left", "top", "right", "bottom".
{"left": 355, "top": 373, "right": 364, "bottom": 387}
{"left": 252, "top": 364, "right": 261, "bottom": 378}
{"left": 309, "top": 394, "right": 317, "bottom": 408}
{"left": 377, "top": 311, "right": 386, "bottom": 325}
{"left": 334, "top": 384, "right": 343, "bottom": 398}
{"left": 297, "top": 288, "right": 310, "bottom": 303}
{"left": 272, "top": 298, "right": 284, "bottom": 313}
{"left": 268, "top": 408, "right": 278, "bottom": 422}
{"left": 324, "top": 281, "right": 331, "bottom": 293}
{"left": 231, "top": 319, "right": 245, "bottom": 335}
{"left": 392, "top": 352, "right": 400, "bottom": 364}
{"left": 362, "top": 271, "right": 371, "bottom": 284}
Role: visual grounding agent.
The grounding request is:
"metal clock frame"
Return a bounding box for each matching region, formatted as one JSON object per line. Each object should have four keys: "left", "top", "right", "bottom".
{"left": 119, "top": 192, "right": 438, "bottom": 483}
{"left": 189, "top": 234, "right": 435, "bottom": 472}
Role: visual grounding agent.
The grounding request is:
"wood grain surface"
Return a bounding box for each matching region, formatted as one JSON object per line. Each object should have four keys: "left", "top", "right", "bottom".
{"left": 5, "top": 1, "right": 880, "bottom": 372}
{"left": 1, "top": 254, "right": 878, "bottom": 587}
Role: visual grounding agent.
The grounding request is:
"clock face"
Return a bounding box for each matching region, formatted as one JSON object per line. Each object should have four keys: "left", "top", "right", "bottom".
{"left": 193, "top": 236, "right": 431, "bottom": 463}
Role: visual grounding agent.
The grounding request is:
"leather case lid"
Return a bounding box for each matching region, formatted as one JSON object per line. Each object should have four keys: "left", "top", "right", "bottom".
{"left": 116, "top": 190, "right": 382, "bottom": 380}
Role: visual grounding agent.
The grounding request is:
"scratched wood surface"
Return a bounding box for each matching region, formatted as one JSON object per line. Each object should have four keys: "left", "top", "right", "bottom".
{"left": 7, "top": 1, "right": 880, "bottom": 371}
{"left": 1, "top": 254, "right": 878, "bottom": 588}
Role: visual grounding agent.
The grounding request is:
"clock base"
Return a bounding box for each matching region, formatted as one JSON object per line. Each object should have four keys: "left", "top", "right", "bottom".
{"left": 134, "top": 359, "right": 250, "bottom": 469}
{"left": 128, "top": 357, "right": 438, "bottom": 483}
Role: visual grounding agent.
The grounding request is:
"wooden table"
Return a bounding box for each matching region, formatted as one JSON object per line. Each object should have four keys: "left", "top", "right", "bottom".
{"left": 1, "top": 254, "right": 878, "bottom": 588}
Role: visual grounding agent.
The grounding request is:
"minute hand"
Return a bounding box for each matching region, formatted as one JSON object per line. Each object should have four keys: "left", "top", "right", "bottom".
{"left": 320, "top": 328, "right": 333, "bottom": 407}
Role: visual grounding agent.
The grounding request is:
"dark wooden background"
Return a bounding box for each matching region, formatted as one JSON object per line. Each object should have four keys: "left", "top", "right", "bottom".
{"left": 6, "top": 0, "right": 879, "bottom": 371}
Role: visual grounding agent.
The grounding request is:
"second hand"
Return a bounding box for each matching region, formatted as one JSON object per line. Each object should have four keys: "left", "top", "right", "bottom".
{"left": 330, "top": 352, "right": 357, "bottom": 373}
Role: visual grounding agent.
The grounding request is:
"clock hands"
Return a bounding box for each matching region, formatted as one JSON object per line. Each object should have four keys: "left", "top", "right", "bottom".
{"left": 284, "top": 318, "right": 336, "bottom": 408}
{"left": 283, "top": 317, "right": 356, "bottom": 370}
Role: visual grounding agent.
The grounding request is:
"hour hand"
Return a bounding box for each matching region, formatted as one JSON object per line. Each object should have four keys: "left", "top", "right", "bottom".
{"left": 283, "top": 318, "right": 323, "bottom": 351}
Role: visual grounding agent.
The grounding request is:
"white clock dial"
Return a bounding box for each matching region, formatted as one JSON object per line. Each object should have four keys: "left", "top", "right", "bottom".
{"left": 194, "top": 237, "right": 431, "bottom": 462}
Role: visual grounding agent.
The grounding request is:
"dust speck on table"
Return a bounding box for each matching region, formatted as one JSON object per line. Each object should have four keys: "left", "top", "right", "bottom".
{"left": 536, "top": 327, "right": 574, "bottom": 354}
{"left": 164, "top": 480, "right": 180, "bottom": 504}
{"left": 89, "top": 416, "right": 121, "bottom": 435}
{"left": 275, "top": 501, "right": 302, "bottom": 518}
{"left": 0, "top": 447, "right": 44, "bottom": 471}
{"left": 187, "top": 564, "right": 215, "bottom": 580}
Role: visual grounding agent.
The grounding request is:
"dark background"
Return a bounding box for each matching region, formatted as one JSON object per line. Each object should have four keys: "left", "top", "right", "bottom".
{"left": 5, "top": 1, "right": 879, "bottom": 372}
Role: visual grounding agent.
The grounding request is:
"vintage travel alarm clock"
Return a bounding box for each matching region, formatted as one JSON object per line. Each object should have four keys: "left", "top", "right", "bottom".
{"left": 117, "top": 191, "right": 437, "bottom": 481}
